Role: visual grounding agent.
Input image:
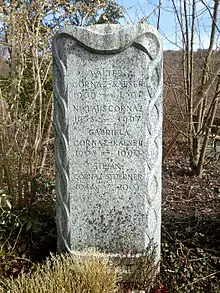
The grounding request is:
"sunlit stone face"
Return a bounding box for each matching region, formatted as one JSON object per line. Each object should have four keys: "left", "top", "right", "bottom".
{"left": 53, "top": 24, "right": 163, "bottom": 259}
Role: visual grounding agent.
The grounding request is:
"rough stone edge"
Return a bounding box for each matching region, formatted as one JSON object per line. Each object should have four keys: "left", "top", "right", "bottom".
{"left": 52, "top": 24, "right": 163, "bottom": 254}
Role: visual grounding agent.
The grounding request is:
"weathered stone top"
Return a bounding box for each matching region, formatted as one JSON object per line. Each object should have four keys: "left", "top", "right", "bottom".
{"left": 53, "top": 24, "right": 162, "bottom": 57}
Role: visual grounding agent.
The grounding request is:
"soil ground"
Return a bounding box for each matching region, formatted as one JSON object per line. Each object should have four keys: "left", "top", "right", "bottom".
{"left": 163, "top": 139, "right": 220, "bottom": 252}
{"left": 161, "top": 138, "right": 220, "bottom": 291}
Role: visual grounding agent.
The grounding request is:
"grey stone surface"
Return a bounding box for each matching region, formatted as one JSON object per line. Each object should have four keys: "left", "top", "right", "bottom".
{"left": 53, "top": 24, "right": 163, "bottom": 258}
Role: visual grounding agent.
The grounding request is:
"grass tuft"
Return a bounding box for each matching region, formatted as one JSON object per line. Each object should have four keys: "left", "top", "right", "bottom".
{"left": 0, "top": 249, "right": 120, "bottom": 293}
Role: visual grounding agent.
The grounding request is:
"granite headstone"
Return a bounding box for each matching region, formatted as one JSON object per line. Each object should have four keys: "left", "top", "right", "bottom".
{"left": 53, "top": 24, "right": 163, "bottom": 258}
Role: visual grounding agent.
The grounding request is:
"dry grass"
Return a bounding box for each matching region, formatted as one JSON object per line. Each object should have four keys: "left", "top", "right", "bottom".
{"left": 0, "top": 249, "right": 121, "bottom": 293}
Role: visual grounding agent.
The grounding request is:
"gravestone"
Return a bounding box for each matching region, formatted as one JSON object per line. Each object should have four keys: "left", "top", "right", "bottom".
{"left": 53, "top": 24, "right": 163, "bottom": 259}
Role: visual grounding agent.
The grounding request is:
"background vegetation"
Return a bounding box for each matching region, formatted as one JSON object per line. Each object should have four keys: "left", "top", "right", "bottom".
{"left": 0, "top": 0, "right": 219, "bottom": 292}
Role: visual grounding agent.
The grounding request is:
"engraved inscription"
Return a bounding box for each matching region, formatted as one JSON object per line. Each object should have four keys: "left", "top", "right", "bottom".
{"left": 69, "top": 48, "right": 149, "bottom": 195}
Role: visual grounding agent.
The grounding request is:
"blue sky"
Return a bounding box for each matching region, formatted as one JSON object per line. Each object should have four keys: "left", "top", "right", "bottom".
{"left": 116, "top": 0, "right": 219, "bottom": 50}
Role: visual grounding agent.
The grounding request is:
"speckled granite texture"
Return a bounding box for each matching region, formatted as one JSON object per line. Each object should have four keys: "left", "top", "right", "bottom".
{"left": 53, "top": 24, "right": 163, "bottom": 259}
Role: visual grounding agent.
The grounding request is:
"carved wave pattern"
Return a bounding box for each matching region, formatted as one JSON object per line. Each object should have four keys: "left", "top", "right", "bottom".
{"left": 53, "top": 37, "right": 71, "bottom": 253}
{"left": 145, "top": 33, "right": 163, "bottom": 245}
